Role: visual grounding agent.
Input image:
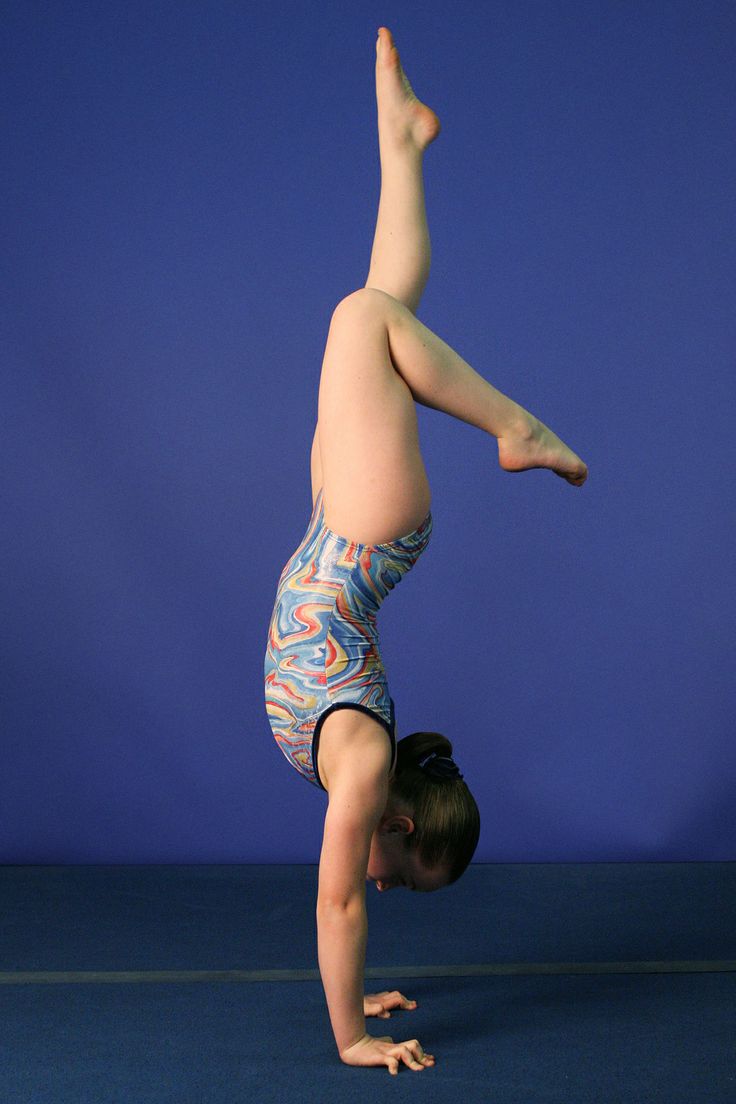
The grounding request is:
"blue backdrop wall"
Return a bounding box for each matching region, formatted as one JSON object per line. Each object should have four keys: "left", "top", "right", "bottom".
{"left": 2, "top": 0, "right": 734, "bottom": 863}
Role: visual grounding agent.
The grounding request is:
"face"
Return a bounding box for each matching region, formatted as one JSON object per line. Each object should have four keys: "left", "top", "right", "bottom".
{"left": 366, "top": 811, "right": 449, "bottom": 894}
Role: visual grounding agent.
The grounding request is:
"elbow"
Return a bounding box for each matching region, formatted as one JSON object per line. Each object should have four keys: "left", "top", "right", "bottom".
{"left": 316, "top": 889, "right": 366, "bottom": 916}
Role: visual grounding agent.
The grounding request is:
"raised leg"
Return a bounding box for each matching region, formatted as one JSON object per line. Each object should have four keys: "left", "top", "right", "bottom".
{"left": 379, "top": 290, "right": 589, "bottom": 486}
{"left": 318, "top": 290, "right": 432, "bottom": 545}
{"left": 311, "top": 27, "right": 439, "bottom": 509}
{"left": 318, "top": 289, "right": 587, "bottom": 542}
{"left": 364, "top": 27, "right": 440, "bottom": 314}
{"left": 314, "top": 31, "right": 588, "bottom": 535}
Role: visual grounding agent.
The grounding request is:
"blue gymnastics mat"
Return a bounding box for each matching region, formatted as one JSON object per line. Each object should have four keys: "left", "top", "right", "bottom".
{"left": 1, "top": 863, "right": 733, "bottom": 1102}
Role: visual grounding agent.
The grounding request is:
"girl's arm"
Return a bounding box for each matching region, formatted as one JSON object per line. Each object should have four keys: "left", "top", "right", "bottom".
{"left": 315, "top": 733, "right": 390, "bottom": 1056}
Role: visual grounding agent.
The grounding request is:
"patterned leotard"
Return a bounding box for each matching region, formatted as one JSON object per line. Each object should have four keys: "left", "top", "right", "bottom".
{"left": 264, "top": 488, "right": 433, "bottom": 790}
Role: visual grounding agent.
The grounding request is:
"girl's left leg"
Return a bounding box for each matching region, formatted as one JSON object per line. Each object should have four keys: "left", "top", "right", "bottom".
{"left": 364, "top": 27, "right": 440, "bottom": 314}
{"left": 310, "top": 27, "right": 438, "bottom": 508}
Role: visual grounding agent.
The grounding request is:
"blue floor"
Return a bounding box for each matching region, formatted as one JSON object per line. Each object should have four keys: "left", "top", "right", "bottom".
{"left": 1, "top": 863, "right": 734, "bottom": 1102}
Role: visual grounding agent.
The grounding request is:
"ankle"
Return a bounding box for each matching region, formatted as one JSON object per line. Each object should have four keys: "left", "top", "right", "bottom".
{"left": 491, "top": 400, "right": 534, "bottom": 442}
{"left": 378, "top": 130, "right": 425, "bottom": 163}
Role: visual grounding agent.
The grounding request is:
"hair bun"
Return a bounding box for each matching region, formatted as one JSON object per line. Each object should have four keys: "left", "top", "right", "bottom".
{"left": 395, "top": 730, "right": 455, "bottom": 774}
{"left": 417, "top": 751, "right": 463, "bottom": 781}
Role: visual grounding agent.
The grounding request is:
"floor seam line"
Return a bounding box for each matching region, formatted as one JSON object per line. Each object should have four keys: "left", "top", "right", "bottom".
{"left": 1, "top": 960, "right": 735, "bottom": 983}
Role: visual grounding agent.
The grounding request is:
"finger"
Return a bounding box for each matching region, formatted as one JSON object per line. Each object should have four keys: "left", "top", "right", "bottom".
{"left": 397, "top": 992, "right": 418, "bottom": 1010}
{"left": 388, "top": 1059, "right": 399, "bottom": 1076}
{"left": 408, "top": 1041, "right": 434, "bottom": 1067}
{"left": 401, "top": 1045, "right": 425, "bottom": 1071}
{"left": 386, "top": 991, "right": 417, "bottom": 1010}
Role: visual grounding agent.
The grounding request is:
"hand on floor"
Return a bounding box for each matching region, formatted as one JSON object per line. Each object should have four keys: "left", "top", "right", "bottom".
{"left": 341, "top": 1032, "right": 435, "bottom": 1075}
{"left": 364, "top": 990, "right": 418, "bottom": 1018}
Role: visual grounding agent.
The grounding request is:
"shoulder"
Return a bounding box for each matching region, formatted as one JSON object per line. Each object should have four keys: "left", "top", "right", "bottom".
{"left": 316, "top": 711, "right": 391, "bottom": 908}
{"left": 317, "top": 708, "right": 392, "bottom": 794}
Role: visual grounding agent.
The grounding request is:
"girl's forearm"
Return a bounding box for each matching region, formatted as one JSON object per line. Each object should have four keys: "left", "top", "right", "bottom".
{"left": 316, "top": 899, "right": 368, "bottom": 1055}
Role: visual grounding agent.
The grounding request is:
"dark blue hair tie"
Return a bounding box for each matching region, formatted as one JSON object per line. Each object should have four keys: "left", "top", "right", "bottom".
{"left": 417, "top": 751, "right": 463, "bottom": 780}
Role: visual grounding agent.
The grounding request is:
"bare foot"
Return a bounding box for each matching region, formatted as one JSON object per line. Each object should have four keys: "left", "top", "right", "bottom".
{"left": 497, "top": 411, "right": 589, "bottom": 486}
{"left": 375, "top": 26, "right": 441, "bottom": 151}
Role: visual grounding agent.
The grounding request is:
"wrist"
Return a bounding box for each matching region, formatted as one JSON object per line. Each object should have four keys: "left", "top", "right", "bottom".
{"left": 339, "top": 1032, "right": 369, "bottom": 1060}
{"left": 335, "top": 1017, "right": 367, "bottom": 1056}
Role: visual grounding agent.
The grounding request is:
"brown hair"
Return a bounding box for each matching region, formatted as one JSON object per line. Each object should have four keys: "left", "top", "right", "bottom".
{"left": 390, "top": 731, "right": 480, "bottom": 885}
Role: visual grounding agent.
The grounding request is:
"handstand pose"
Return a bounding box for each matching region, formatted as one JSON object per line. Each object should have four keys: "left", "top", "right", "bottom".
{"left": 264, "top": 27, "right": 588, "bottom": 1076}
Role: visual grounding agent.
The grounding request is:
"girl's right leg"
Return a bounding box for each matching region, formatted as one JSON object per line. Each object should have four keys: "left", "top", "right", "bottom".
{"left": 319, "top": 287, "right": 587, "bottom": 542}
{"left": 317, "top": 32, "right": 587, "bottom": 545}
{"left": 380, "top": 293, "right": 589, "bottom": 485}
{"left": 360, "top": 29, "right": 586, "bottom": 489}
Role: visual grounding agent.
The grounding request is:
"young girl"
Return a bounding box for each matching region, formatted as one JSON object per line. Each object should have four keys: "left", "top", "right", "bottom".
{"left": 264, "top": 27, "right": 588, "bottom": 1076}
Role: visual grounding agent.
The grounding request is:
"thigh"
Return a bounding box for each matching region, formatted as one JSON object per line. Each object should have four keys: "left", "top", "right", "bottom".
{"left": 317, "top": 289, "right": 431, "bottom": 545}
{"left": 310, "top": 422, "right": 323, "bottom": 509}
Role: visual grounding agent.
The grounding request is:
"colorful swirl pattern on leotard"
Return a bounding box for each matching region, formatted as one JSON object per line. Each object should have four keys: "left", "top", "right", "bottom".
{"left": 264, "top": 488, "right": 433, "bottom": 789}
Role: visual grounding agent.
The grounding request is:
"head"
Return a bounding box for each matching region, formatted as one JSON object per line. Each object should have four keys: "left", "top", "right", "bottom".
{"left": 366, "top": 731, "right": 480, "bottom": 894}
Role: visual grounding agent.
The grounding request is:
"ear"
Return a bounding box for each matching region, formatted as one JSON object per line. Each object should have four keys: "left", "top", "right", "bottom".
{"left": 386, "top": 815, "right": 415, "bottom": 836}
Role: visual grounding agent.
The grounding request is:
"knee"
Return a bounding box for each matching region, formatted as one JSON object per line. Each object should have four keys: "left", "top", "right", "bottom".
{"left": 331, "top": 287, "right": 396, "bottom": 322}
